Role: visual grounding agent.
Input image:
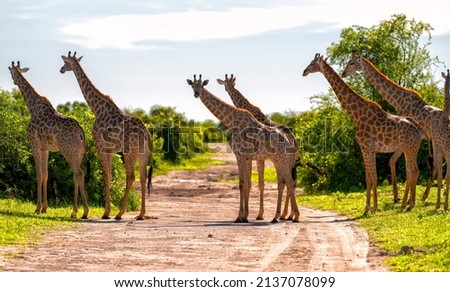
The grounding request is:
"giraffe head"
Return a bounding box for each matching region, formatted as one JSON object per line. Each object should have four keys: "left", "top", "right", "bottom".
{"left": 341, "top": 51, "right": 362, "bottom": 78}
{"left": 216, "top": 74, "right": 236, "bottom": 92}
{"left": 8, "top": 61, "right": 29, "bottom": 85}
{"left": 186, "top": 74, "right": 209, "bottom": 98}
{"left": 60, "top": 51, "right": 83, "bottom": 74}
{"left": 302, "top": 53, "right": 327, "bottom": 76}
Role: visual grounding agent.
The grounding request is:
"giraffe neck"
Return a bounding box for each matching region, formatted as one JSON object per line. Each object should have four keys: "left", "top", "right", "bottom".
{"left": 14, "top": 71, "right": 55, "bottom": 116}
{"left": 319, "top": 60, "right": 382, "bottom": 124}
{"left": 70, "top": 61, "right": 121, "bottom": 117}
{"left": 226, "top": 86, "right": 272, "bottom": 125}
{"left": 359, "top": 57, "right": 426, "bottom": 113}
{"left": 444, "top": 75, "right": 450, "bottom": 116}
{"left": 199, "top": 88, "right": 247, "bottom": 129}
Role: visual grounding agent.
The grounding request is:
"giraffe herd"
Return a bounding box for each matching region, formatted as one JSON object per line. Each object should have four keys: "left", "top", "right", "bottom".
{"left": 6, "top": 50, "right": 450, "bottom": 223}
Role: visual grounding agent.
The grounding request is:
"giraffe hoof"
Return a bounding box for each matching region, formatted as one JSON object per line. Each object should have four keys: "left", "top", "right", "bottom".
{"left": 234, "top": 218, "right": 248, "bottom": 223}
{"left": 256, "top": 215, "right": 264, "bottom": 220}
{"left": 394, "top": 197, "right": 401, "bottom": 204}
{"left": 81, "top": 215, "right": 88, "bottom": 220}
{"left": 114, "top": 215, "right": 123, "bottom": 220}
{"left": 271, "top": 218, "right": 278, "bottom": 223}
{"left": 135, "top": 216, "right": 145, "bottom": 221}
{"left": 101, "top": 215, "right": 111, "bottom": 220}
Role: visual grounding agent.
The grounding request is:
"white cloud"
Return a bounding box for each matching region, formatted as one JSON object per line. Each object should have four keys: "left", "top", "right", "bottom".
{"left": 58, "top": 1, "right": 450, "bottom": 50}
{"left": 59, "top": 6, "right": 309, "bottom": 49}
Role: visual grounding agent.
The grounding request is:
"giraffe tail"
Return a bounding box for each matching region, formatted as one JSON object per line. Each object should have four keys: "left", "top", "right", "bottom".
{"left": 84, "top": 154, "right": 91, "bottom": 184}
{"left": 291, "top": 158, "right": 302, "bottom": 188}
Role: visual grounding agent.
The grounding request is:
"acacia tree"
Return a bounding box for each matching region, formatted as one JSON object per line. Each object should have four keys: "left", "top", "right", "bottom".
{"left": 327, "top": 13, "right": 443, "bottom": 110}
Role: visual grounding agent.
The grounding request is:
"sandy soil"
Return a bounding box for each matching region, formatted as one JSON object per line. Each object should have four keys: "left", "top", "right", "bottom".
{"left": 0, "top": 144, "right": 388, "bottom": 272}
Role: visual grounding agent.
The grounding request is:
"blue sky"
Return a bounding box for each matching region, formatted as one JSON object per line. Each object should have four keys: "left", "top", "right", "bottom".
{"left": 1, "top": 0, "right": 450, "bottom": 121}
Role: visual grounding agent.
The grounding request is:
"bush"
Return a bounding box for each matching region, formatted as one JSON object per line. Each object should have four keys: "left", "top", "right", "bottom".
{"left": 295, "top": 105, "right": 365, "bottom": 193}
{"left": 0, "top": 90, "right": 34, "bottom": 199}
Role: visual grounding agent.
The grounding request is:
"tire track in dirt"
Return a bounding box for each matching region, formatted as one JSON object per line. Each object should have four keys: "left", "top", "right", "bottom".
{"left": 0, "top": 144, "right": 388, "bottom": 272}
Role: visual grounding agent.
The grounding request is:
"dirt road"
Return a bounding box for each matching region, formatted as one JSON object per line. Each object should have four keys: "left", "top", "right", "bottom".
{"left": 0, "top": 144, "right": 388, "bottom": 271}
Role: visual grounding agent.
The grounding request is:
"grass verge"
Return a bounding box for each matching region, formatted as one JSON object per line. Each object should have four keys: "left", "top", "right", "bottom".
{"left": 0, "top": 199, "right": 111, "bottom": 246}
{"left": 300, "top": 184, "right": 450, "bottom": 271}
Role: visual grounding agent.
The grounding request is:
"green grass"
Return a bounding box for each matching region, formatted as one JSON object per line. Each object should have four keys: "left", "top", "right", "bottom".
{"left": 220, "top": 164, "right": 278, "bottom": 183}
{"left": 300, "top": 184, "right": 450, "bottom": 271}
{"left": 170, "top": 152, "right": 227, "bottom": 171}
{"left": 0, "top": 199, "right": 113, "bottom": 246}
{"left": 151, "top": 152, "right": 227, "bottom": 177}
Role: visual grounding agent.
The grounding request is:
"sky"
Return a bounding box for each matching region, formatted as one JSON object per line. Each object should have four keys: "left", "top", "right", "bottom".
{"left": 1, "top": 0, "right": 450, "bottom": 122}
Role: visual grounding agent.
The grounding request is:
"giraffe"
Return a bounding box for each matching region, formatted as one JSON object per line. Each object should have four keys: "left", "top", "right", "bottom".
{"left": 60, "top": 51, "right": 152, "bottom": 220}
{"left": 187, "top": 74, "right": 299, "bottom": 223}
{"left": 342, "top": 52, "right": 446, "bottom": 210}
{"left": 8, "top": 61, "right": 89, "bottom": 219}
{"left": 303, "top": 54, "right": 423, "bottom": 214}
{"left": 217, "top": 74, "right": 298, "bottom": 220}
{"left": 434, "top": 69, "right": 450, "bottom": 210}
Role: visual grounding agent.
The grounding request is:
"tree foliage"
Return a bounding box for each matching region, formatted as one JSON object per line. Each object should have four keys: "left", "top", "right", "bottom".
{"left": 327, "top": 13, "right": 443, "bottom": 110}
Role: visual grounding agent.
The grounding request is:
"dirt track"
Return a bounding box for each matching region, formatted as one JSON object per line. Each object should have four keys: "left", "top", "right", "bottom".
{"left": 0, "top": 144, "right": 388, "bottom": 272}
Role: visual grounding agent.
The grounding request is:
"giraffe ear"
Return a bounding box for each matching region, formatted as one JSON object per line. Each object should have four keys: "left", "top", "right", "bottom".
{"left": 203, "top": 80, "right": 209, "bottom": 86}
{"left": 442, "top": 72, "right": 446, "bottom": 79}
{"left": 78, "top": 55, "right": 84, "bottom": 61}
{"left": 217, "top": 79, "right": 224, "bottom": 85}
{"left": 186, "top": 79, "right": 193, "bottom": 85}
{"left": 20, "top": 67, "right": 30, "bottom": 73}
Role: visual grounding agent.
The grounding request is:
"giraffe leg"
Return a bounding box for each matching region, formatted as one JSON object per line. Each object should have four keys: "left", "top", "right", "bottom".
{"left": 278, "top": 179, "right": 287, "bottom": 221}
{"left": 78, "top": 168, "right": 89, "bottom": 219}
{"left": 71, "top": 167, "right": 79, "bottom": 219}
{"left": 62, "top": 147, "right": 89, "bottom": 219}
{"left": 31, "top": 148, "right": 43, "bottom": 214}
{"left": 444, "top": 160, "right": 450, "bottom": 211}
{"left": 362, "top": 151, "right": 377, "bottom": 215}
{"left": 389, "top": 151, "right": 402, "bottom": 203}
{"left": 271, "top": 162, "right": 292, "bottom": 223}
{"left": 236, "top": 158, "right": 251, "bottom": 223}
{"left": 285, "top": 172, "right": 300, "bottom": 222}
{"left": 421, "top": 158, "right": 436, "bottom": 202}
{"left": 256, "top": 160, "right": 265, "bottom": 220}
{"left": 72, "top": 164, "right": 89, "bottom": 219}
{"left": 281, "top": 190, "right": 290, "bottom": 220}
{"left": 135, "top": 153, "right": 149, "bottom": 220}
{"left": 433, "top": 151, "right": 443, "bottom": 211}
{"left": 98, "top": 152, "right": 113, "bottom": 219}
{"left": 400, "top": 181, "right": 411, "bottom": 211}
{"left": 115, "top": 152, "right": 137, "bottom": 220}
{"left": 41, "top": 150, "right": 49, "bottom": 214}
{"left": 288, "top": 184, "right": 300, "bottom": 222}
{"left": 404, "top": 153, "right": 419, "bottom": 211}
